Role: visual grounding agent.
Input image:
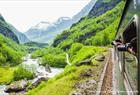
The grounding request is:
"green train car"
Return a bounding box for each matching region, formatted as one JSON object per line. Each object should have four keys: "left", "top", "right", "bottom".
{"left": 113, "top": 0, "right": 140, "bottom": 94}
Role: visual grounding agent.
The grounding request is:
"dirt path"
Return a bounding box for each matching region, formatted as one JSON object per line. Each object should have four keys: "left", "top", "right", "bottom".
{"left": 100, "top": 51, "right": 113, "bottom": 95}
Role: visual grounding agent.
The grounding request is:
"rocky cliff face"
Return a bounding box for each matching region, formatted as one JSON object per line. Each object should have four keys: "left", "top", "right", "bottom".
{"left": 54, "top": 17, "right": 72, "bottom": 32}
{"left": 14, "top": 31, "right": 30, "bottom": 44}
{"left": 0, "top": 25, "right": 19, "bottom": 43}
{"left": 0, "top": 14, "right": 29, "bottom": 44}
{"left": 72, "top": 0, "right": 97, "bottom": 23}
{"left": 88, "top": 0, "right": 121, "bottom": 18}
{"left": 0, "top": 14, "right": 19, "bottom": 43}
{"left": 8, "top": 23, "right": 30, "bottom": 44}
{"left": 0, "top": 14, "right": 5, "bottom": 21}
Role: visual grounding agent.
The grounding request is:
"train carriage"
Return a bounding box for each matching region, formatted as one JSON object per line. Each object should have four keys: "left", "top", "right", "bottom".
{"left": 113, "top": 0, "right": 140, "bottom": 95}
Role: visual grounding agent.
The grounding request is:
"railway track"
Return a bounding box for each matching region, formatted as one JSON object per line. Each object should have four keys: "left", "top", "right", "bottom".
{"left": 96, "top": 50, "right": 113, "bottom": 95}
{"left": 100, "top": 50, "right": 113, "bottom": 95}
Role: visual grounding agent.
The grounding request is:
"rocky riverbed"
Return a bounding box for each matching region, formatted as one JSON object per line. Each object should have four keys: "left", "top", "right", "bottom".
{"left": 0, "top": 85, "right": 8, "bottom": 95}
{"left": 0, "top": 54, "right": 63, "bottom": 95}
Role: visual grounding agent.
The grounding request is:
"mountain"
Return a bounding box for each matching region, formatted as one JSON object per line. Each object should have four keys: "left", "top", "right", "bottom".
{"left": 25, "top": 0, "right": 97, "bottom": 44}
{"left": 72, "top": 0, "right": 97, "bottom": 23}
{"left": 0, "top": 14, "right": 19, "bottom": 43}
{"left": 0, "top": 14, "right": 29, "bottom": 44}
{"left": 88, "top": 0, "right": 121, "bottom": 18}
{"left": 8, "top": 23, "right": 30, "bottom": 44}
{"left": 25, "top": 17, "right": 72, "bottom": 44}
{"left": 14, "top": 30, "right": 30, "bottom": 44}
{"left": 0, "top": 33, "right": 26, "bottom": 66}
{"left": 52, "top": 0, "right": 123, "bottom": 50}
{"left": 24, "top": 41, "right": 49, "bottom": 48}
{"left": 54, "top": 17, "right": 72, "bottom": 32}
{"left": 25, "top": 21, "right": 58, "bottom": 44}
{"left": 0, "top": 14, "right": 5, "bottom": 21}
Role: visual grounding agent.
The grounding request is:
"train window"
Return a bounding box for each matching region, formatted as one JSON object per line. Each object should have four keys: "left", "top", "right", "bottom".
{"left": 124, "top": 52, "right": 137, "bottom": 92}
{"left": 123, "top": 20, "right": 136, "bottom": 44}
{"left": 123, "top": 15, "right": 138, "bottom": 93}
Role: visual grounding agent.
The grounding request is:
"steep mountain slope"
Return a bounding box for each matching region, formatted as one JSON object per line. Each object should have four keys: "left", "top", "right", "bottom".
{"left": 24, "top": 41, "right": 48, "bottom": 49}
{"left": 25, "top": 21, "right": 58, "bottom": 44}
{"left": 72, "top": 0, "right": 97, "bottom": 23}
{"left": 54, "top": 17, "right": 72, "bottom": 31}
{"left": 25, "top": 0, "right": 97, "bottom": 44}
{"left": 52, "top": 0, "right": 122, "bottom": 50}
{"left": 0, "top": 14, "right": 19, "bottom": 43}
{"left": 0, "top": 14, "right": 5, "bottom": 21}
{"left": 8, "top": 23, "right": 30, "bottom": 44}
{"left": 0, "top": 34, "right": 26, "bottom": 66}
{"left": 0, "top": 33, "right": 27, "bottom": 84}
{"left": 88, "top": 0, "right": 121, "bottom": 18}
{"left": 0, "top": 14, "right": 29, "bottom": 44}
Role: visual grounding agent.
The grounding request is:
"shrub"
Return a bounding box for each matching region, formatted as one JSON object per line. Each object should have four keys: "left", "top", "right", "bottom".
{"left": 0, "top": 53, "right": 6, "bottom": 65}
{"left": 42, "top": 53, "right": 67, "bottom": 68}
{"left": 0, "top": 34, "right": 26, "bottom": 66}
{"left": 68, "top": 43, "right": 83, "bottom": 56}
{"left": 13, "top": 65, "right": 35, "bottom": 81}
{"left": 31, "top": 48, "right": 46, "bottom": 58}
{"left": 32, "top": 47, "right": 67, "bottom": 68}
{"left": 0, "top": 44, "right": 22, "bottom": 66}
{"left": 71, "top": 46, "right": 106, "bottom": 65}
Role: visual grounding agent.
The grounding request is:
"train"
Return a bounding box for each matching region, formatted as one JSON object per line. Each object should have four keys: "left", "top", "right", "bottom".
{"left": 113, "top": 0, "right": 140, "bottom": 95}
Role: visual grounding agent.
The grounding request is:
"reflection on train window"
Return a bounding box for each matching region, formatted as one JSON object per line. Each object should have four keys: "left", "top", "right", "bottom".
{"left": 125, "top": 52, "right": 137, "bottom": 91}
{"left": 123, "top": 16, "right": 138, "bottom": 93}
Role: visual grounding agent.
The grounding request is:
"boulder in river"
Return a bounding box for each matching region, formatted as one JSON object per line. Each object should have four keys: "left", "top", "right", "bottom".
{"left": 27, "top": 76, "right": 48, "bottom": 90}
{"left": 76, "top": 59, "right": 91, "bottom": 66}
{"left": 8, "top": 91, "right": 25, "bottom": 95}
{"left": 45, "top": 64, "right": 51, "bottom": 73}
{"left": 32, "top": 77, "right": 48, "bottom": 87}
{"left": 5, "top": 80, "right": 28, "bottom": 93}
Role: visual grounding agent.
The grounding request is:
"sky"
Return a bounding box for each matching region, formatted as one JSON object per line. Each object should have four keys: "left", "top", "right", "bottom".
{"left": 0, "top": 0, "right": 90, "bottom": 32}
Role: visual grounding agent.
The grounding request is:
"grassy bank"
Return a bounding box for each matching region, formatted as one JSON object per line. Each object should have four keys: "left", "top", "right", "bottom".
{"left": 31, "top": 47, "right": 67, "bottom": 68}
{"left": 27, "top": 61, "right": 106, "bottom": 95}
{"left": 0, "top": 67, "right": 16, "bottom": 84}
{"left": 0, "top": 34, "right": 28, "bottom": 84}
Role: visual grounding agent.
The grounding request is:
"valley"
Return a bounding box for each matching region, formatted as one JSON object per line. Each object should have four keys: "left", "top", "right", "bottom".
{"left": 0, "top": 0, "right": 126, "bottom": 95}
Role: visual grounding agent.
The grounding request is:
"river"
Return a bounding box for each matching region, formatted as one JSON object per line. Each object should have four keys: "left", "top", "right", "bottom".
{"left": 0, "top": 54, "right": 64, "bottom": 95}
{"left": 22, "top": 54, "right": 63, "bottom": 78}
{"left": 0, "top": 85, "right": 8, "bottom": 95}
